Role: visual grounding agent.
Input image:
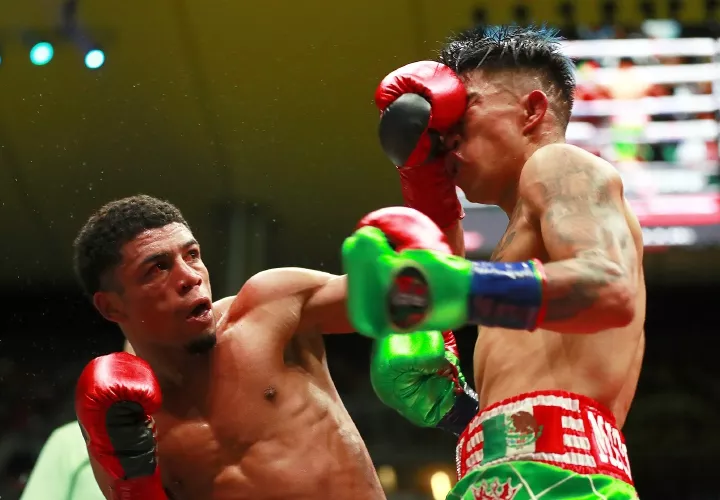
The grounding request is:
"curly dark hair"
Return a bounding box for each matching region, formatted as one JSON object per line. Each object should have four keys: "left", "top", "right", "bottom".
{"left": 73, "top": 194, "right": 190, "bottom": 298}
{"left": 439, "top": 25, "right": 576, "bottom": 127}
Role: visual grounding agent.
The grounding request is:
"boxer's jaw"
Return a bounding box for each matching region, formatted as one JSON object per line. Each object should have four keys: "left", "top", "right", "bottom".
{"left": 185, "top": 332, "right": 217, "bottom": 355}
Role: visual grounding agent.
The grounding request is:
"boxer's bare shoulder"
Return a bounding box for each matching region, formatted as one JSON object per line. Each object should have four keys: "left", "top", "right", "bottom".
{"left": 475, "top": 143, "right": 646, "bottom": 427}
{"left": 220, "top": 267, "right": 352, "bottom": 340}
{"left": 154, "top": 268, "right": 382, "bottom": 500}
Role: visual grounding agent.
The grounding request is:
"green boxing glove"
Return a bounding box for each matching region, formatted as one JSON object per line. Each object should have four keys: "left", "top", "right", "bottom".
{"left": 343, "top": 220, "right": 546, "bottom": 338}
{"left": 371, "top": 329, "right": 478, "bottom": 436}
{"left": 343, "top": 225, "right": 470, "bottom": 337}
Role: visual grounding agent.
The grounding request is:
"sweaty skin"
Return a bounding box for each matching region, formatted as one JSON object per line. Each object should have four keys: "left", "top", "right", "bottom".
{"left": 157, "top": 292, "right": 382, "bottom": 500}
{"left": 453, "top": 144, "right": 646, "bottom": 427}
{"left": 89, "top": 224, "right": 384, "bottom": 500}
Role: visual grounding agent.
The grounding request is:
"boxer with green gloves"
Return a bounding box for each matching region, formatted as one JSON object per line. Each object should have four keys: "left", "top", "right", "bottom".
{"left": 351, "top": 24, "right": 644, "bottom": 500}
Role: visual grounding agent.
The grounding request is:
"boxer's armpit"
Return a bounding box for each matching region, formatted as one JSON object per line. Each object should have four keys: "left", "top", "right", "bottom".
{"left": 522, "top": 148, "right": 638, "bottom": 333}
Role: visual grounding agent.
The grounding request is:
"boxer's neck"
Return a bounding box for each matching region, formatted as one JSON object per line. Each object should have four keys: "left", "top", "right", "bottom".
{"left": 498, "top": 134, "right": 566, "bottom": 216}
{"left": 132, "top": 341, "right": 212, "bottom": 389}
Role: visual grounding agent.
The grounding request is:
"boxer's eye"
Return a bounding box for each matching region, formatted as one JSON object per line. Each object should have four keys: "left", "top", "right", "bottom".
{"left": 147, "top": 261, "right": 169, "bottom": 276}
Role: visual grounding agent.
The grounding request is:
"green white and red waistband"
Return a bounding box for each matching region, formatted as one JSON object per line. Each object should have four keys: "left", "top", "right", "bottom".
{"left": 456, "top": 390, "right": 634, "bottom": 486}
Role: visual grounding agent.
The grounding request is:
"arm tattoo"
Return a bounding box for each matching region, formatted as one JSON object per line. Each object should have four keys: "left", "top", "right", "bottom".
{"left": 535, "top": 163, "right": 636, "bottom": 322}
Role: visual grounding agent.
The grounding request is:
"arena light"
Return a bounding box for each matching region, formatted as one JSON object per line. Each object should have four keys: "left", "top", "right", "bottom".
{"left": 377, "top": 465, "right": 397, "bottom": 492}
{"left": 84, "top": 48, "right": 105, "bottom": 69}
{"left": 429, "top": 471, "right": 452, "bottom": 500}
{"left": 29, "top": 42, "right": 54, "bottom": 66}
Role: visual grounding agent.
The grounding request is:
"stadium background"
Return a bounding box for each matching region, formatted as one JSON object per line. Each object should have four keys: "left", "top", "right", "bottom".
{"left": 1, "top": 0, "right": 719, "bottom": 498}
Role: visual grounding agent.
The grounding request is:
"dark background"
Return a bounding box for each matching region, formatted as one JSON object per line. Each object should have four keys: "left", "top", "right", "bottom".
{"left": 2, "top": 0, "right": 720, "bottom": 498}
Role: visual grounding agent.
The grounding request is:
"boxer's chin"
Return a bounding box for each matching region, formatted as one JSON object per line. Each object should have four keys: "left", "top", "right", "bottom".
{"left": 185, "top": 332, "right": 217, "bottom": 355}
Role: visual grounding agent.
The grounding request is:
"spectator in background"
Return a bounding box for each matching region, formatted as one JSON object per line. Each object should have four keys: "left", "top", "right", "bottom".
{"left": 19, "top": 341, "right": 134, "bottom": 500}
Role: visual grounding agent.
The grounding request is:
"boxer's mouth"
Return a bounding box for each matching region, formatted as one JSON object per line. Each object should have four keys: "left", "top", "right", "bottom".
{"left": 187, "top": 299, "right": 212, "bottom": 319}
{"left": 445, "top": 153, "right": 461, "bottom": 178}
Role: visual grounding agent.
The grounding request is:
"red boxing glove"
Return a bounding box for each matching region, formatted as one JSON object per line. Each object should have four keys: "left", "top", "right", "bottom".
{"left": 75, "top": 352, "right": 167, "bottom": 500}
{"left": 357, "top": 206, "right": 452, "bottom": 255}
{"left": 375, "top": 61, "right": 467, "bottom": 229}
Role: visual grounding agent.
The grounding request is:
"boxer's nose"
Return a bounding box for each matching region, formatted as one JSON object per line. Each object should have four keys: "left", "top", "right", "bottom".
{"left": 177, "top": 261, "right": 202, "bottom": 294}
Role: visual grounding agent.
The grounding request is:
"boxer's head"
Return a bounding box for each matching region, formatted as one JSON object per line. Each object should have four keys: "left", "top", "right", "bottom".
{"left": 74, "top": 195, "right": 217, "bottom": 355}
{"left": 439, "top": 25, "right": 575, "bottom": 206}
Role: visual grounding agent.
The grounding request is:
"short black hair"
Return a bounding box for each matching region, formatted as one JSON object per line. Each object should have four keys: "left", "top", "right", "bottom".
{"left": 73, "top": 194, "right": 190, "bottom": 298}
{"left": 439, "top": 25, "right": 576, "bottom": 126}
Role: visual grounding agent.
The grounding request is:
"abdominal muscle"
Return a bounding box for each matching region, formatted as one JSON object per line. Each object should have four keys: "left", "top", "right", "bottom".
{"left": 160, "top": 374, "right": 383, "bottom": 500}
{"left": 473, "top": 321, "right": 645, "bottom": 428}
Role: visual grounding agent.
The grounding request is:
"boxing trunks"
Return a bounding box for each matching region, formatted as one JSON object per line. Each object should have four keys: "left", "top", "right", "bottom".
{"left": 450, "top": 390, "right": 638, "bottom": 500}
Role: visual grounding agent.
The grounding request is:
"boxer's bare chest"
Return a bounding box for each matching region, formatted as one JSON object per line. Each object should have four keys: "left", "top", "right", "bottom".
{"left": 152, "top": 323, "right": 370, "bottom": 498}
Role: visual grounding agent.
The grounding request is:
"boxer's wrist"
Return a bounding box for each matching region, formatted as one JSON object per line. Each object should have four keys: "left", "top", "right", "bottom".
{"left": 468, "top": 259, "right": 546, "bottom": 331}
{"left": 437, "top": 388, "right": 479, "bottom": 436}
{"left": 387, "top": 252, "right": 546, "bottom": 333}
{"left": 398, "top": 160, "right": 464, "bottom": 230}
{"left": 112, "top": 468, "right": 167, "bottom": 500}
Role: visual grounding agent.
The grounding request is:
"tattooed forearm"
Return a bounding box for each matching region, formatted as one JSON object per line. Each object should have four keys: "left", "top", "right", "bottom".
{"left": 522, "top": 149, "right": 638, "bottom": 332}
{"left": 540, "top": 203, "right": 636, "bottom": 326}
{"left": 542, "top": 254, "right": 627, "bottom": 322}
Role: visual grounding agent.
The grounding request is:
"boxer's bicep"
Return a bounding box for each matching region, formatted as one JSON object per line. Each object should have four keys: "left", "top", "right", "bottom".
{"left": 239, "top": 268, "right": 354, "bottom": 336}
{"left": 300, "top": 273, "right": 355, "bottom": 335}
{"left": 522, "top": 150, "right": 637, "bottom": 330}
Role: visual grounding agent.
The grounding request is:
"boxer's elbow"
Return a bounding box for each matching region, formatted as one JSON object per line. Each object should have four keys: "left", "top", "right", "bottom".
{"left": 598, "top": 278, "right": 636, "bottom": 328}
{"left": 579, "top": 253, "right": 636, "bottom": 329}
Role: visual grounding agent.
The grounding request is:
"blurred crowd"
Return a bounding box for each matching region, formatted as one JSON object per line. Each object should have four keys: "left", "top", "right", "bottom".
{"left": 568, "top": 22, "right": 719, "bottom": 199}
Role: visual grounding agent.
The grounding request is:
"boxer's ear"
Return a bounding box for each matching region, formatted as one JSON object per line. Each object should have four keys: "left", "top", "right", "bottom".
{"left": 521, "top": 90, "right": 548, "bottom": 134}
{"left": 93, "top": 291, "right": 128, "bottom": 324}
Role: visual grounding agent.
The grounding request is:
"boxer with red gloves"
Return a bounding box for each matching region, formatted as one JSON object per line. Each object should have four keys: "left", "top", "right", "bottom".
{"left": 350, "top": 25, "right": 646, "bottom": 500}
{"left": 73, "top": 195, "right": 394, "bottom": 500}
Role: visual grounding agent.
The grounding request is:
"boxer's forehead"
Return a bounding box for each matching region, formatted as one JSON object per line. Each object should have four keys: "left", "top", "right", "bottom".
{"left": 462, "top": 69, "right": 536, "bottom": 104}
{"left": 119, "top": 223, "right": 198, "bottom": 268}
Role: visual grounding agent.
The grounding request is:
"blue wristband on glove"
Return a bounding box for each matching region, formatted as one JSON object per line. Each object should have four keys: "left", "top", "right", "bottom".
{"left": 468, "top": 259, "right": 546, "bottom": 330}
